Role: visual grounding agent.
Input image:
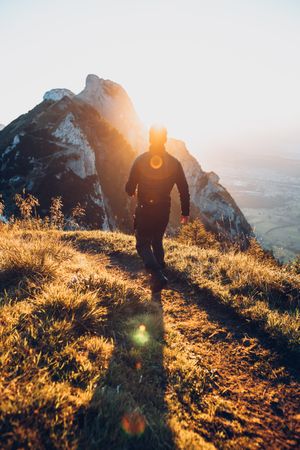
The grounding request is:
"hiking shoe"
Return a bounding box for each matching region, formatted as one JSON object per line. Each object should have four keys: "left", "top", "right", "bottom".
{"left": 150, "top": 270, "right": 168, "bottom": 293}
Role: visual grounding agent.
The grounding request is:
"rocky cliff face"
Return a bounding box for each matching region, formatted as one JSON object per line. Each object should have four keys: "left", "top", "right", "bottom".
{"left": 77, "top": 74, "right": 147, "bottom": 152}
{"left": 0, "top": 94, "right": 135, "bottom": 230}
{"left": 0, "top": 74, "right": 252, "bottom": 239}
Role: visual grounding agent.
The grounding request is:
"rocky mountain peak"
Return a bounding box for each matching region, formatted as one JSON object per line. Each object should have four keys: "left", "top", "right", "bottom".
{"left": 43, "top": 89, "right": 75, "bottom": 102}
{"left": 82, "top": 74, "right": 123, "bottom": 98}
{"left": 77, "top": 74, "right": 147, "bottom": 151}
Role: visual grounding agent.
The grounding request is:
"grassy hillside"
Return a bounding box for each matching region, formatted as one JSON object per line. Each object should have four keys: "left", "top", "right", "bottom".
{"left": 0, "top": 225, "right": 299, "bottom": 449}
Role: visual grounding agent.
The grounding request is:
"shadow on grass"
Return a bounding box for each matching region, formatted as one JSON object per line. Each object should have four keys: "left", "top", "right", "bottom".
{"left": 78, "top": 293, "right": 175, "bottom": 450}
{"left": 0, "top": 270, "right": 49, "bottom": 303}
{"left": 62, "top": 233, "right": 299, "bottom": 388}
{"left": 93, "top": 245, "right": 300, "bottom": 378}
{"left": 11, "top": 268, "right": 175, "bottom": 448}
{"left": 61, "top": 234, "right": 123, "bottom": 256}
{"left": 228, "top": 282, "right": 300, "bottom": 314}
{"left": 61, "top": 233, "right": 300, "bottom": 313}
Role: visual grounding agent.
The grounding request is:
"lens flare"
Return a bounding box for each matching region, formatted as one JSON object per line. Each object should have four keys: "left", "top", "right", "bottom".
{"left": 132, "top": 324, "right": 150, "bottom": 346}
{"left": 121, "top": 411, "right": 146, "bottom": 436}
{"left": 150, "top": 155, "right": 163, "bottom": 169}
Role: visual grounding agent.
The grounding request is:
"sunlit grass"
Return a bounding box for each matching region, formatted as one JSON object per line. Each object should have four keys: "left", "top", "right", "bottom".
{"left": 0, "top": 225, "right": 299, "bottom": 449}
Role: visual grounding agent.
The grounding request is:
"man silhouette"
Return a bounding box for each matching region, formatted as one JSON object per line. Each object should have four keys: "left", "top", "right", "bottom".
{"left": 125, "top": 125, "right": 190, "bottom": 293}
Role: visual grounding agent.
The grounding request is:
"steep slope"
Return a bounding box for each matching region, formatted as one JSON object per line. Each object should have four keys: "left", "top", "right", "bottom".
{"left": 0, "top": 93, "right": 136, "bottom": 230}
{"left": 77, "top": 74, "right": 147, "bottom": 152}
{"left": 0, "top": 226, "right": 299, "bottom": 449}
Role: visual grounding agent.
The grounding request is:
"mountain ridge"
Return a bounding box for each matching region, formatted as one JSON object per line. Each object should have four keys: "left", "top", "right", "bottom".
{"left": 0, "top": 74, "right": 252, "bottom": 240}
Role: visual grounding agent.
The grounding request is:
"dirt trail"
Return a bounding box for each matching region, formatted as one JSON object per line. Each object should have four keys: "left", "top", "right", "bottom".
{"left": 72, "top": 240, "right": 300, "bottom": 450}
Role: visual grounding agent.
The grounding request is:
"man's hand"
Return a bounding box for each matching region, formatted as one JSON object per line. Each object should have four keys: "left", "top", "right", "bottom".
{"left": 180, "top": 215, "right": 189, "bottom": 225}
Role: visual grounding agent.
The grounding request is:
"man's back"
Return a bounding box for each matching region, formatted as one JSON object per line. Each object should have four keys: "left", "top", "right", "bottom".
{"left": 125, "top": 150, "right": 190, "bottom": 216}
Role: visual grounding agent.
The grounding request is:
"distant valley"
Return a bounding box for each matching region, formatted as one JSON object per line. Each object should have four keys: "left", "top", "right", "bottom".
{"left": 204, "top": 152, "right": 300, "bottom": 261}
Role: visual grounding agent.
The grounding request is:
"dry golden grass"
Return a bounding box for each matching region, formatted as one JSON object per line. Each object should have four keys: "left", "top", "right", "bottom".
{"left": 0, "top": 230, "right": 75, "bottom": 301}
{"left": 0, "top": 226, "right": 299, "bottom": 449}
{"left": 66, "top": 230, "right": 300, "bottom": 354}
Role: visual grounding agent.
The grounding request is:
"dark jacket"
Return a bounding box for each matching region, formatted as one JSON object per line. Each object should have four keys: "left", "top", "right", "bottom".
{"left": 125, "top": 150, "right": 190, "bottom": 216}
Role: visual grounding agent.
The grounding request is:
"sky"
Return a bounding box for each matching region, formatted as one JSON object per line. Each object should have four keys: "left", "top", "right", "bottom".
{"left": 1, "top": 0, "right": 300, "bottom": 162}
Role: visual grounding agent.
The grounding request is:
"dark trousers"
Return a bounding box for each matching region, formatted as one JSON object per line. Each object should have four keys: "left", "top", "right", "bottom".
{"left": 133, "top": 204, "right": 170, "bottom": 272}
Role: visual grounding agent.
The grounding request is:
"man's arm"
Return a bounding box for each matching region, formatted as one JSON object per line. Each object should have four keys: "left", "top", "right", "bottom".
{"left": 125, "top": 159, "right": 139, "bottom": 197}
{"left": 175, "top": 161, "right": 190, "bottom": 216}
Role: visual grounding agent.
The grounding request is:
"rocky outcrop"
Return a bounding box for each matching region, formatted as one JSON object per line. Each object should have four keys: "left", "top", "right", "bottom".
{"left": 43, "top": 89, "right": 75, "bottom": 102}
{"left": 0, "top": 96, "right": 135, "bottom": 230}
{"left": 77, "top": 74, "right": 147, "bottom": 152}
{"left": 0, "top": 74, "right": 252, "bottom": 240}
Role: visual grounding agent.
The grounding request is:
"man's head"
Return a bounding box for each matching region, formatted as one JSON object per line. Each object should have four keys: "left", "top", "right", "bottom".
{"left": 149, "top": 124, "right": 167, "bottom": 148}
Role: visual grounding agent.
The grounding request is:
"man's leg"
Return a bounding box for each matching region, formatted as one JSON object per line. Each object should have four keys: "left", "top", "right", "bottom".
{"left": 151, "top": 230, "right": 165, "bottom": 269}
{"left": 135, "top": 228, "right": 161, "bottom": 273}
{"left": 135, "top": 228, "right": 167, "bottom": 293}
{"left": 151, "top": 208, "right": 170, "bottom": 270}
{"left": 134, "top": 205, "right": 161, "bottom": 272}
{"left": 134, "top": 205, "right": 168, "bottom": 293}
